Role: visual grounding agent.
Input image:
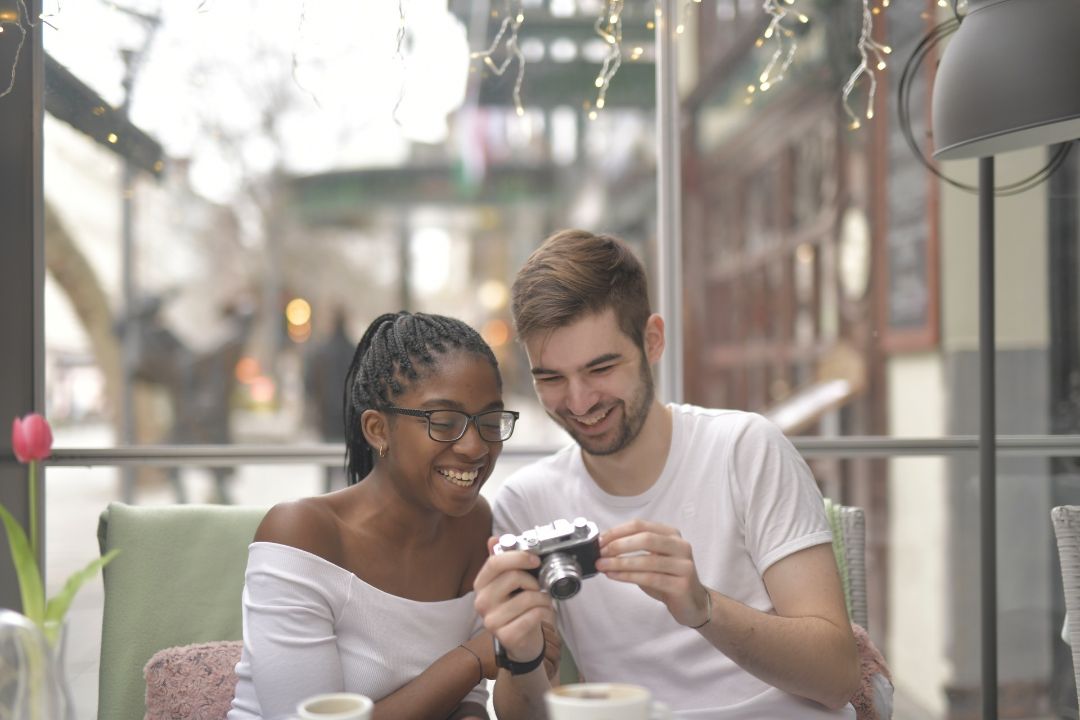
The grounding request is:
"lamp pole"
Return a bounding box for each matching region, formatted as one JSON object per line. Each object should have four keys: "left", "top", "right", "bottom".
{"left": 978, "top": 156, "right": 997, "bottom": 720}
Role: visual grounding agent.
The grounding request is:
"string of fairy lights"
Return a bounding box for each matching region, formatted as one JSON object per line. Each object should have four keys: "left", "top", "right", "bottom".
{"left": 840, "top": 0, "right": 891, "bottom": 129}
{"left": 0, "top": 0, "right": 901, "bottom": 134}
{"left": 469, "top": 0, "right": 527, "bottom": 117}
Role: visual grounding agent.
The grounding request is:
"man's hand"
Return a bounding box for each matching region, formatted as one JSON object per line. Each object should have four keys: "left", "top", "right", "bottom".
{"left": 594, "top": 520, "right": 710, "bottom": 628}
{"left": 473, "top": 537, "right": 556, "bottom": 664}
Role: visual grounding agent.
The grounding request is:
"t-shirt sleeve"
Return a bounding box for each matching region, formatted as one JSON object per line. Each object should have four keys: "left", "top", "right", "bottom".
{"left": 492, "top": 478, "right": 534, "bottom": 538}
{"left": 241, "top": 543, "right": 351, "bottom": 719}
{"left": 730, "top": 414, "right": 832, "bottom": 574}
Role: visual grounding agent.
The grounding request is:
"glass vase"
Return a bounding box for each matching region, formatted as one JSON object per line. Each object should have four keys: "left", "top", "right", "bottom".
{"left": 0, "top": 609, "right": 75, "bottom": 720}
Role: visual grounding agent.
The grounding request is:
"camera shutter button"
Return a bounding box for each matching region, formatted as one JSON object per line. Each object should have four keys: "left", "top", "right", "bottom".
{"left": 499, "top": 534, "right": 519, "bottom": 551}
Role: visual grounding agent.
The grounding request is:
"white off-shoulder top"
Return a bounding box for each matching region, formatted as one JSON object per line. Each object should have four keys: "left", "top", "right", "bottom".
{"left": 228, "top": 542, "right": 487, "bottom": 720}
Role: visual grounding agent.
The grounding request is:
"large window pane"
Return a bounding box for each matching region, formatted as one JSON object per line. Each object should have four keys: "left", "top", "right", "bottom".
{"left": 43, "top": 0, "right": 662, "bottom": 475}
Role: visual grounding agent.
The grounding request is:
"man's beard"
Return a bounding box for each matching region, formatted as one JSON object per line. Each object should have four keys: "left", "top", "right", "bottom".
{"left": 556, "top": 355, "right": 655, "bottom": 456}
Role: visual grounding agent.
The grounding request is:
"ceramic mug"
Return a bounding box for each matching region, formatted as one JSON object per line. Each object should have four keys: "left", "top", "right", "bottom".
{"left": 296, "top": 692, "right": 374, "bottom": 720}
{"left": 545, "top": 683, "right": 671, "bottom": 720}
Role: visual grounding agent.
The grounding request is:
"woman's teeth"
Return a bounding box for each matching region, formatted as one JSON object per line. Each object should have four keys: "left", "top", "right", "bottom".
{"left": 577, "top": 408, "right": 610, "bottom": 426}
{"left": 439, "top": 469, "right": 479, "bottom": 487}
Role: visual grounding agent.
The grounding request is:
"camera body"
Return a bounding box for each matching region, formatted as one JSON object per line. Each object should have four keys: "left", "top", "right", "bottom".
{"left": 494, "top": 517, "right": 601, "bottom": 600}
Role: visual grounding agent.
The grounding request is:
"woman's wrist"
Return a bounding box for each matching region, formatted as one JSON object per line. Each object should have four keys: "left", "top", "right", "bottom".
{"left": 458, "top": 643, "right": 485, "bottom": 684}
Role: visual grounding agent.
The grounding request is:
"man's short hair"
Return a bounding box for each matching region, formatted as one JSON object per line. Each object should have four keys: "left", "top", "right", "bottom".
{"left": 511, "top": 229, "right": 652, "bottom": 347}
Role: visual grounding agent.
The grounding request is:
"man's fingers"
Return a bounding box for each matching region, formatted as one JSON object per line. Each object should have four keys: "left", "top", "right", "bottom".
{"left": 600, "top": 531, "right": 690, "bottom": 559}
{"left": 599, "top": 519, "right": 681, "bottom": 547}
{"left": 596, "top": 554, "right": 695, "bottom": 576}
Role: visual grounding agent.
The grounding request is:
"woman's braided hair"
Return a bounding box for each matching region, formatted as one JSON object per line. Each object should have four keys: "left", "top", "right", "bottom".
{"left": 343, "top": 311, "right": 500, "bottom": 485}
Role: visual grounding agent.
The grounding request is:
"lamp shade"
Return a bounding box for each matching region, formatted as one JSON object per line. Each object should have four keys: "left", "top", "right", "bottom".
{"left": 932, "top": 0, "right": 1080, "bottom": 160}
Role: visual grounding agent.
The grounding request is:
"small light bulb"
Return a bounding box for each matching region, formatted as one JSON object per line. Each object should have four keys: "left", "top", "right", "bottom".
{"left": 877, "top": 60, "right": 886, "bottom": 70}
{"left": 676, "top": 23, "right": 684, "bottom": 33}
{"left": 755, "top": 37, "right": 764, "bottom": 47}
{"left": 866, "top": 108, "right": 874, "bottom": 119}
{"left": 760, "top": 81, "right": 771, "bottom": 91}
{"left": 872, "top": 6, "right": 880, "bottom": 14}
{"left": 746, "top": 84, "right": 756, "bottom": 94}
{"left": 759, "top": 71, "right": 769, "bottom": 83}
{"left": 516, "top": 106, "right": 525, "bottom": 117}
{"left": 646, "top": 20, "right": 655, "bottom": 29}
{"left": 588, "top": 110, "right": 598, "bottom": 120}
{"left": 595, "top": 77, "right": 604, "bottom": 88}
{"left": 764, "top": 26, "right": 774, "bottom": 38}
{"left": 882, "top": 45, "right": 892, "bottom": 54}
{"left": 596, "top": 97, "right": 606, "bottom": 109}
{"left": 798, "top": 14, "right": 809, "bottom": 22}
{"left": 883, "top": 0, "right": 890, "bottom": 5}
{"left": 107, "top": 132, "right": 119, "bottom": 144}
{"left": 484, "top": 56, "right": 497, "bottom": 71}
{"left": 850, "top": 119, "right": 861, "bottom": 130}
{"left": 610, "top": 13, "right": 619, "bottom": 23}
{"left": 516, "top": 13, "right": 524, "bottom": 22}
{"left": 937, "top": 0, "right": 946, "bottom": 6}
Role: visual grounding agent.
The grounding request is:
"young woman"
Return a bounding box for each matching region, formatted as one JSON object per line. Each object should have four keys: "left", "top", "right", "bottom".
{"left": 229, "top": 311, "right": 550, "bottom": 720}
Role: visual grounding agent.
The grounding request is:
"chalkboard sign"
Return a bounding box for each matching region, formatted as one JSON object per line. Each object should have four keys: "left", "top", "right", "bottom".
{"left": 884, "top": 0, "right": 939, "bottom": 349}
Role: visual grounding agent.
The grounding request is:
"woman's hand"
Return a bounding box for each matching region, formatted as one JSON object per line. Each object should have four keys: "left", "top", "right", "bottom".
{"left": 540, "top": 620, "right": 561, "bottom": 681}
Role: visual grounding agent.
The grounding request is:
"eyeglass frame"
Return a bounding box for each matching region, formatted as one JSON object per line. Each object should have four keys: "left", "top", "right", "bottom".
{"left": 383, "top": 406, "right": 521, "bottom": 443}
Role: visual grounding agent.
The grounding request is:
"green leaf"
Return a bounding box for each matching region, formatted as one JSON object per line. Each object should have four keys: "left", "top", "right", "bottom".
{"left": 43, "top": 549, "right": 121, "bottom": 641}
{"left": 0, "top": 504, "right": 45, "bottom": 624}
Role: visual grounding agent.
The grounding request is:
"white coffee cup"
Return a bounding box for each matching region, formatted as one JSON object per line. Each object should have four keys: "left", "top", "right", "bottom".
{"left": 545, "top": 683, "right": 671, "bottom": 720}
{"left": 296, "top": 692, "right": 374, "bottom": 720}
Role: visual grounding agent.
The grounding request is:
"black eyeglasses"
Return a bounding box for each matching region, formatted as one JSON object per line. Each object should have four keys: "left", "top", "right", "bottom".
{"left": 384, "top": 407, "right": 520, "bottom": 443}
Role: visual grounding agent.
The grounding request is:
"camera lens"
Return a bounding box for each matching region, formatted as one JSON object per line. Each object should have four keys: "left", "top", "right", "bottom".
{"left": 539, "top": 552, "right": 583, "bottom": 600}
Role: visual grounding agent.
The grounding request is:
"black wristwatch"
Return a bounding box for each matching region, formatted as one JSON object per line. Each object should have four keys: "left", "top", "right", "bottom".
{"left": 493, "top": 637, "right": 545, "bottom": 675}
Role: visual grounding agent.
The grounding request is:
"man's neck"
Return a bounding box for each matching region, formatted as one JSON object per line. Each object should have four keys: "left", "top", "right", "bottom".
{"left": 581, "top": 401, "right": 673, "bottom": 496}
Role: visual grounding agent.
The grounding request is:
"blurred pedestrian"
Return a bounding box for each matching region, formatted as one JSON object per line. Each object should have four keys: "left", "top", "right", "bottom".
{"left": 304, "top": 307, "right": 355, "bottom": 492}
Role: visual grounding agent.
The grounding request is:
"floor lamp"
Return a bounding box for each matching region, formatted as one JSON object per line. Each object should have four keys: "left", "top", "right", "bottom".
{"left": 931, "top": 1, "right": 1080, "bottom": 718}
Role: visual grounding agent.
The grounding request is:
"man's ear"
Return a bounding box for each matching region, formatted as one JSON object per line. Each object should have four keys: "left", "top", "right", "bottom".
{"left": 360, "top": 408, "right": 389, "bottom": 450}
{"left": 644, "top": 313, "right": 665, "bottom": 365}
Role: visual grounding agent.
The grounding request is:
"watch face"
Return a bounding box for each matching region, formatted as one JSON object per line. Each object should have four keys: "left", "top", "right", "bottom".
{"left": 839, "top": 206, "right": 871, "bottom": 302}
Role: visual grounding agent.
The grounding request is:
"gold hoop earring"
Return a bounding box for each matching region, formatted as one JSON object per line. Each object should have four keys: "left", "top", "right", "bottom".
{"left": 378, "top": 445, "right": 387, "bottom": 458}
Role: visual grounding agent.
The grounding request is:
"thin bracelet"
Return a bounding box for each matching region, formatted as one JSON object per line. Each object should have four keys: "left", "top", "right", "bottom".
{"left": 459, "top": 644, "right": 484, "bottom": 684}
{"left": 689, "top": 589, "right": 712, "bottom": 630}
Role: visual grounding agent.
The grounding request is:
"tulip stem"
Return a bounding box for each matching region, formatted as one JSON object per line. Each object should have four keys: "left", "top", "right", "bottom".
{"left": 28, "top": 460, "right": 38, "bottom": 568}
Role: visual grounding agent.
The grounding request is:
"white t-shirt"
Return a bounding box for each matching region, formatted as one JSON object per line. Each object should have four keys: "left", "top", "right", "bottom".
{"left": 228, "top": 542, "right": 488, "bottom": 720}
{"left": 492, "top": 405, "right": 855, "bottom": 719}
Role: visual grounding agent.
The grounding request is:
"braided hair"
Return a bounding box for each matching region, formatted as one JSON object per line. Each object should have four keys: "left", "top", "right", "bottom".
{"left": 343, "top": 311, "right": 500, "bottom": 485}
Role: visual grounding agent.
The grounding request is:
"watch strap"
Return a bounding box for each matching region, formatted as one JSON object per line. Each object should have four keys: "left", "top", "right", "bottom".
{"left": 493, "top": 636, "right": 545, "bottom": 675}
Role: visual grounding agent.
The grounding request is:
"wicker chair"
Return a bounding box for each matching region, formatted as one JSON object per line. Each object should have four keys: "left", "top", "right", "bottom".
{"left": 826, "top": 500, "right": 869, "bottom": 630}
{"left": 1052, "top": 505, "right": 1080, "bottom": 705}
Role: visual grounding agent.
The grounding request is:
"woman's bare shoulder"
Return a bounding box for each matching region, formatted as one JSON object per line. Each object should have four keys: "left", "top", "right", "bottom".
{"left": 254, "top": 496, "right": 343, "bottom": 564}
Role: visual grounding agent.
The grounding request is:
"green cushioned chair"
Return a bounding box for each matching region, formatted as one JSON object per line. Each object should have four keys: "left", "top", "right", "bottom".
{"left": 96, "top": 502, "right": 267, "bottom": 720}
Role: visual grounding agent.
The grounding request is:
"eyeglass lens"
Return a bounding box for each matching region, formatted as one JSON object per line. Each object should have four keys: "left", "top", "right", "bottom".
{"left": 427, "top": 410, "right": 515, "bottom": 442}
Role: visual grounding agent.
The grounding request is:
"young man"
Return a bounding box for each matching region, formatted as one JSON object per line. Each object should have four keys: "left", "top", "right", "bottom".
{"left": 473, "top": 230, "right": 860, "bottom": 718}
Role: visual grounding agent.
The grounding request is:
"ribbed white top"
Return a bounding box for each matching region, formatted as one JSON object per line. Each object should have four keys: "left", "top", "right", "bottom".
{"left": 228, "top": 542, "right": 487, "bottom": 720}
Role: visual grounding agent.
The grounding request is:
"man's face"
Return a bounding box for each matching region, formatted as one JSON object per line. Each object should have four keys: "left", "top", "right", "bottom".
{"left": 524, "top": 308, "right": 660, "bottom": 456}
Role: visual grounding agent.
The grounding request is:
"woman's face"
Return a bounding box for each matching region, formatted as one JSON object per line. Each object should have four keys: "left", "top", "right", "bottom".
{"left": 384, "top": 350, "right": 505, "bottom": 518}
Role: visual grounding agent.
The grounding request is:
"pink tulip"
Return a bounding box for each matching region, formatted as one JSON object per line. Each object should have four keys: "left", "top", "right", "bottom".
{"left": 11, "top": 413, "right": 53, "bottom": 463}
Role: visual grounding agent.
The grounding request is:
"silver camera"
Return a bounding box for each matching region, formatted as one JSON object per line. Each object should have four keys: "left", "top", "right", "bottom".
{"left": 494, "top": 517, "right": 601, "bottom": 600}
